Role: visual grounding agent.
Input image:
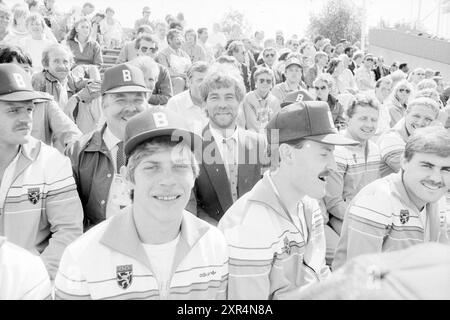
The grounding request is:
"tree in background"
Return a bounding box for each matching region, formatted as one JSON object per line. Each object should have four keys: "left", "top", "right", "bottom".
{"left": 307, "top": 0, "right": 362, "bottom": 44}
{"left": 218, "top": 9, "right": 252, "bottom": 40}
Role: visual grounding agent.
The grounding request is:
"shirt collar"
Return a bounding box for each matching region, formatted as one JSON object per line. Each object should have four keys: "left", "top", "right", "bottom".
{"left": 103, "top": 126, "right": 121, "bottom": 151}
{"left": 209, "top": 123, "right": 239, "bottom": 143}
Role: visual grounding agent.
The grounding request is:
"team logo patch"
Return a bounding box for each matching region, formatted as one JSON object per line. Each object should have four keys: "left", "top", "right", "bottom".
{"left": 282, "top": 236, "right": 291, "bottom": 255}
{"left": 116, "top": 264, "right": 133, "bottom": 289}
{"left": 400, "top": 209, "right": 410, "bottom": 225}
{"left": 27, "top": 188, "right": 40, "bottom": 205}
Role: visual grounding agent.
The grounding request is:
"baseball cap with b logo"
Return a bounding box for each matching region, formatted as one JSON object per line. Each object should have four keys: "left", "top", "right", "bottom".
{"left": 101, "top": 63, "right": 152, "bottom": 95}
{"left": 124, "top": 108, "right": 202, "bottom": 162}
{"left": 0, "top": 64, "right": 51, "bottom": 102}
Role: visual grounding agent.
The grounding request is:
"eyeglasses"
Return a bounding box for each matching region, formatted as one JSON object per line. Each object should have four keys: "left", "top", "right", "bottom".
{"left": 398, "top": 88, "right": 411, "bottom": 94}
{"left": 140, "top": 46, "right": 158, "bottom": 53}
{"left": 314, "top": 86, "right": 327, "bottom": 91}
{"left": 264, "top": 53, "right": 275, "bottom": 58}
{"left": 258, "top": 78, "right": 273, "bottom": 84}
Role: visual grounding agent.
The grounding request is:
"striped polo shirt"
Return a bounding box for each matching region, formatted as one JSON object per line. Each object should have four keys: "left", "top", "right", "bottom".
{"left": 55, "top": 208, "right": 228, "bottom": 300}
{"left": 324, "top": 131, "right": 382, "bottom": 223}
{"left": 378, "top": 118, "right": 408, "bottom": 177}
{"left": 333, "top": 172, "right": 449, "bottom": 270}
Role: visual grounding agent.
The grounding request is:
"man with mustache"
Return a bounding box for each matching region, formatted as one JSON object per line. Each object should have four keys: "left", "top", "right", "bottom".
{"left": 66, "top": 63, "right": 151, "bottom": 230}
{"left": 0, "top": 64, "right": 83, "bottom": 280}
{"left": 218, "top": 101, "right": 358, "bottom": 299}
{"left": 333, "top": 126, "right": 450, "bottom": 270}
{"left": 378, "top": 97, "right": 440, "bottom": 177}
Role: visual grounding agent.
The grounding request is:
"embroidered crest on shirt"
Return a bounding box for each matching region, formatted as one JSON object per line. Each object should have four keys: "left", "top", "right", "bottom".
{"left": 116, "top": 264, "right": 133, "bottom": 289}
{"left": 27, "top": 187, "right": 40, "bottom": 205}
{"left": 400, "top": 209, "right": 410, "bottom": 225}
{"left": 282, "top": 236, "right": 291, "bottom": 255}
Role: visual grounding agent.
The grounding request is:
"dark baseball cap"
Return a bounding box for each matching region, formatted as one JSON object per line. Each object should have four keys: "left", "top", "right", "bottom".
{"left": 124, "top": 108, "right": 202, "bottom": 161}
{"left": 280, "top": 89, "right": 314, "bottom": 108}
{"left": 0, "top": 64, "right": 51, "bottom": 102}
{"left": 266, "top": 101, "right": 358, "bottom": 146}
{"left": 101, "top": 63, "right": 151, "bottom": 95}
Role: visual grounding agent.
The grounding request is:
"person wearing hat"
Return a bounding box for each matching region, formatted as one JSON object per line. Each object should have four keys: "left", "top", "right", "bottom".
{"left": 66, "top": 63, "right": 151, "bottom": 230}
{"left": 333, "top": 126, "right": 450, "bottom": 271}
{"left": 193, "top": 69, "right": 266, "bottom": 225}
{"left": 134, "top": 6, "right": 154, "bottom": 31}
{"left": 271, "top": 56, "right": 307, "bottom": 104}
{"left": 0, "top": 63, "right": 83, "bottom": 279}
{"left": 218, "top": 101, "right": 358, "bottom": 300}
{"left": 55, "top": 108, "right": 229, "bottom": 300}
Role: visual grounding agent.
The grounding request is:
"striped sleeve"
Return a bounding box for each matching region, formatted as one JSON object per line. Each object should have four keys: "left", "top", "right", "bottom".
{"left": 378, "top": 132, "right": 404, "bottom": 173}
{"left": 41, "top": 152, "right": 83, "bottom": 280}
{"left": 324, "top": 150, "right": 348, "bottom": 221}
{"left": 332, "top": 189, "right": 391, "bottom": 270}
{"left": 54, "top": 246, "right": 92, "bottom": 300}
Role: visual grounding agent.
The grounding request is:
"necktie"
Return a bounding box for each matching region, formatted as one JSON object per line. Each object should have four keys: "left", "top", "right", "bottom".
{"left": 116, "top": 141, "right": 124, "bottom": 174}
{"left": 223, "top": 138, "right": 238, "bottom": 202}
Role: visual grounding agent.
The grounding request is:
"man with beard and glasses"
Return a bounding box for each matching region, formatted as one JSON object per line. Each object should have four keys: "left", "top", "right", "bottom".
{"left": 218, "top": 101, "right": 358, "bottom": 299}
{"left": 378, "top": 97, "right": 440, "bottom": 177}
{"left": 333, "top": 126, "right": 450, "bottom": 270}
{"left": 66, "top": 63, "right": 151, "bottom": 230}
{"left": 193, "top": 69, "right": 266, "bottom": 225}
{"left": 0, "top": 64, "right": 83, "bottom": 280}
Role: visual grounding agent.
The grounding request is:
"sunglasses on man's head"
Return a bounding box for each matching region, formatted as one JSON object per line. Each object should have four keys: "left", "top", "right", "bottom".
{"left": 315, "top": 86, "right": 327, "bottom": 91}
{"left": 398, "top": 88, "right": 411, "bottom": 94}
{"left": 140, "top": 46, "right": 158, "bottom": 53}
{"left": 258, "top": 78, "right": 272, "bottom": 84}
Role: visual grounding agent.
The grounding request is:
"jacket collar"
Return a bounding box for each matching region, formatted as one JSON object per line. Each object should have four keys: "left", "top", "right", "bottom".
{"left": 83, "top": 124, "right": 109, "bottom": 153}
{"left": 43, "top": 69, "right": 77, "bottom": 92}
{"left": 100, "top": 206, "right": 210, "bottom": 272}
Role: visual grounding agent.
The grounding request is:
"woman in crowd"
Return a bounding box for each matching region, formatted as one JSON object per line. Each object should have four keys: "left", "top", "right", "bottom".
{"left": 313, "top": 73, "right": 346, "bottom": 129}
{"left": 99, "top": 7, "right": 123, "bottom": 49}
{"left": 65, "top": 17, "right": 103, "bottom": 68}
{"left": 182, "top": 28, "right": 206, "bottom": 63}
{"left": 385, "top": 80, "right": 413, "bottom": 127}
{"left": 326, "top": 58, "right": 348, "bottom": 95}
{"left": 242, "top": 66, "right": 280, "bottom": 133}
{"left": 19, "top": 13, "right": 56, "bottom": 73}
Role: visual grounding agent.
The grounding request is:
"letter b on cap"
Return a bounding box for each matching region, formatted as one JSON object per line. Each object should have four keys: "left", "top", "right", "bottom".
{"left": 122, "top": 70, "right": 132, "bottom": 82}
{"left": 13, "top": 73, "right": 26, "bottom": 88}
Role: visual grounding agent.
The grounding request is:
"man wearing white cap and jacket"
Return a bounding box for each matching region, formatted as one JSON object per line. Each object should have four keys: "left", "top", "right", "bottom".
{"left": 0, "top": 64, "right": 83, "bottom": 280}
{"left": 218, "top": 101, "right": 358, "bottom": 300}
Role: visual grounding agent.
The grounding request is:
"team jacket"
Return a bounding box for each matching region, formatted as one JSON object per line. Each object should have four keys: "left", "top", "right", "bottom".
{"left": 54, "top": 207, "right": 229, "bottom": 300}
{"left": 333, "top": 172, "right": 450, "bottom": 270}
{"left": 0, "top": 237, "right": 52, "bottom": 300}
{"left": 0, "top": 137, "right": 83, "bottom": 279}
{"left": 218, "top": 173, "right": 330, "bottom": 300}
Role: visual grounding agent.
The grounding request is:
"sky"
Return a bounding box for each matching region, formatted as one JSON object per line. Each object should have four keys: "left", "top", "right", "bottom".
{"left": 5, "top": 0, "right": 450, "bottom": 38}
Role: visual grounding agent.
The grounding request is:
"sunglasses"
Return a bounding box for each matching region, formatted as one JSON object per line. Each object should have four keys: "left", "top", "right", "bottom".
{"left": 258, "top": 78, "right": 273, "bottom": 84}
{"left": 366, "top": 58, "right": 374, "bottom": 62}
{"left": 416, "top": 73, "right": 425, "bottom": 76}
{"left": 264, "top": 53, "right": 275, "bottom": 58}
{"left": 398, "top": 88, "right": 411, "bottom": 94}
{"left": 314, "top": 86, "right": 327, "bottom": 91}
{"left": 140, "top": 46, "right": 158, "bottom": 53}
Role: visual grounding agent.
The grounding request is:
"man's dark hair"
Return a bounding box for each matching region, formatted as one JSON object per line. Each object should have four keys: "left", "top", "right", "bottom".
{"left": 344, "top": 46, "right": 353, "bottom": 54}
{"left": 197, "top": 27, "right": 207, "bottom": 35}
{"left": 169, "top": 21, "right": 183, "bottom": 31}
{"left": 135, "top": 34, "right": 157, "bottom": 50}
{"left": 399, "top": 63, "right": 408, "bottom": 70}
{"left": 313, "top": 35, "right": 324, "bottom": 44}
{"left": 0, "top": 46, "right": 33, "bottom": 66}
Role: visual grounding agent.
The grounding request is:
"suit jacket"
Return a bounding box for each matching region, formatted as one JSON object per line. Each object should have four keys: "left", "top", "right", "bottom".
{"left": 194, "top": 125, "right": 266, "bottom": 223}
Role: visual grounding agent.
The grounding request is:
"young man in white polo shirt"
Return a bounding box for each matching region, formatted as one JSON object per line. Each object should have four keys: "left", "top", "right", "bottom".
{"left": 218, "top": 101, "right": 358, "bottom": 300}
{"left": 333, "top": 126, "right": 450, "bottom": 270}
{"left": 55, "top": 108, "right": 228, "bottom": 300}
